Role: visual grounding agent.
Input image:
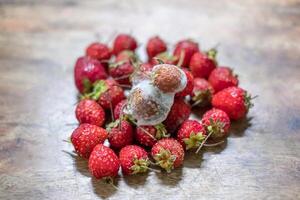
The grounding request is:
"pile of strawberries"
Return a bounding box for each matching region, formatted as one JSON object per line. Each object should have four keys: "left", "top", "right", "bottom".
{"left": 70, "top": 33, "right": 254, "bottom": 181}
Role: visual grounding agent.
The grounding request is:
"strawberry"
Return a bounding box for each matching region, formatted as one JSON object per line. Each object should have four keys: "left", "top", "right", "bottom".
{"left": 139, "top": 62, "right": 154, "bottom": 72}
{"left": 189, "top": 49, "right": 217, "bottom": 78}
{"left": 84, "top": 80, "right": 125, "bottom": 110}
{"left": 208, "top": 67, "right": 239, "bottom": 92}
{"left": 88, "top": 144, "right": 120, "bottom": 179}
{"left": 74, "top": 56, "right": 108, "bottom": 93}
{"left": 71, "top": 124, "right": 108, "bottom": 159}
{"left": 202, "top": 108, "right": 230, "bottom": 139}
{"left": 75, "top": 99, "right": 105, "bottom": 126}
{"left": 163, "top": 98, "right": 191, "bottom": 133}
{"left": 212, "top": 86, "right": 253, "bottom": 120}
{"left": 150, "top": 52, "right": 178, "bottom": 65}
{"left": 173, "top": 39, "right": 199, "bottom": 67}
{"left": 119, "top": 145, "right": 150, "bottom": 175}
{"left": 113, "top": 34, "right": 137, "bottom": 55}
{"left": 113, "top": 99, "right": 127, "bottom": 120}
{"left": 135, "top": 123, "right": 169, "bottom": 147}
{"left": 191, "top": 78, "right": 214, "bottom": 107}
{"left": 177, "top": 120, "right": 206, "bottom": 150}
{"left": 146, "top": 36, "right": 167, "bottom": 60}
{"left": 86, "top": 42, "right": 111, "bottom": 61}
{"left": 151, "top": 138, "right": 184, "bottom": 172}
{"left": 175, "top": 69, "right": 194, "bottom": 97}
{"left": 107, "top": 120, "right": 133, "bottom": 149}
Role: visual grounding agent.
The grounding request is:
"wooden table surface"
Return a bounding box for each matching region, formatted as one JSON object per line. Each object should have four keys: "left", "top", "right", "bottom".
{"left": 0, "top": 0, "right": 300, "bottom": 199}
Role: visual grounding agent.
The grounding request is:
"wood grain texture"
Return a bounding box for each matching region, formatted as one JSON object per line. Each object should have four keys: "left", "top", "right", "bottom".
{"left": 0, "top": 0, "right": 300, "bottom": 199}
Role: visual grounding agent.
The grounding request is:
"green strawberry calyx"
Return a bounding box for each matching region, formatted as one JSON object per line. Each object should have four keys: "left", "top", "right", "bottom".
{"left": 154, "top": 148, "right": 177, "bottom": 173}
{"left": 131, "top": 157, "right": 150, "bottom": 174}
{"left": 191, "top": 89, "right": 212, "bottom": 107}
{"left": 154, "top": 123, "right": 170, "bottom": 139}
{"left": 81, "top": 80, "right": 108, "bottom": 100}
{"left": 244, "top": 92, "right": 255, "bottom": 111}
{"left": 206, "top": 118, "right": 226, "bottom": 138}
{"left": 183, "top": 131, "right": 206, "bottom": 150}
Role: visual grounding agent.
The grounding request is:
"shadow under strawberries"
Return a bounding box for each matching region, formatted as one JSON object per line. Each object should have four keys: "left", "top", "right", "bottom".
{"left": 122, "top": 172, "right": 148, "bottom": 189}
{"left": 229, "top": 116, "right": 253, "bottom": 137}
{"left": 155, "top": 167, "right": 183, "bottom": 186}
{"left": 91, "top": 177, "right": 118, "bottom": 199}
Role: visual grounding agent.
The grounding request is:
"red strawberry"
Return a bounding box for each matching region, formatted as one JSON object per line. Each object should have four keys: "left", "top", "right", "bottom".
{"left": 113, "top": 34, "right": 137, "bottom": 55}
{"left": 190, "top": 49, "right": 217, "bottom": 78}
{"left": 113, "top": 99, "right": 127, "bottom": 120}
{"left": 163, "top": 98, "right": 191, "bottom": 133}
{"left": 150, "top": 52, "right": 178, "bottom": 65}
{"left": 212, "top": 86, "right": 253, "bottom": 120}
{"left": 146, "top": 36, "right": 167, "bottom": 60}
{"left": 135, "top": 123, "right": 169, "bottom": 147}
{"left": 139, "top": 62, "right": 154, "bottom": 72}
{"left": 74, "top": 56, "right": 108, "bottom": 93}
{"left": 202, "top": 108, "right": 230, "bottom": 139}
{"left": 191, "top": 78, "right": 214, "bottom": 107}
{"left": 86, "top": 42, "right": 111, "bottom": 61}
{"left": 71, "top": 124, "right": 108, "bottom": 159}
{"left": 208, "top": 67, "right": 239, "bottom": 92}
{"left": 119, "top": 145, "right": 150, "bottom": 175}
{"left": 107, "top": 120, "right": 133, "bottom": 149}
{"left": 151, "top": 138, "right": 184, "bottom": 172}
{"left": 175, "top": 69, "right": 194, "bottom": 97}
{"left": 173, "top": 40, "right": 199, "bottom": 67}
{"left": 177, "top": 120, "right": 206, "bottom": 150}
{"left": 75, "top": 99, "right": 105, "bottom": 126}
{"left": 88, "top": 144, "right": 120, "bottom": 179}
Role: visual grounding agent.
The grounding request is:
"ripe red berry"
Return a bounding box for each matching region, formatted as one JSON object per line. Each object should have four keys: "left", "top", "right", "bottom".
{"left": 190, "top": 49, "right": 217, "bottom": 78}
{"left": 113, "top": 34, "right": 137, "bottom": 55}
{"left": 88, "top": 144, "right": 120, "bottom": 179}
{"left": 150, "top": 52, "right": 178, "bottom": 65}
{"left": 135, "top": 123, "right": 169, "bottom": 147}
{"left": 139, "top": 62, "right": 154, "bottom": 72}
{"left": 108, "top": 120, "right": 133, "bottom": 149}
{"left": 113, "top": 99, "right": 127, "bottom": 120}
{"left": 202, "top": 108, "right": 230, "bottom": 139}
{"left": 74, "top": 56, "right": 108, "bottom": 93}
{"left": 75, "top": 99, "right": 105, "bottom": 126}
{"left": 86, "top": 42, "right": 111, "bottom": 61}
{"left": 119, "top": 145, "right": 150, "bottom": 175}
{"left": 177, "top": 120, "right": 206, "bottom": 150}
{"left": 173, "top": 40, "right": 199, "bottom": 67}
{"left": 212, "top": 86, "right": 253, "bottom": 120}
{"left": 146, "top": 36, "right": 167, "bottom": 60}
{"left": 208, "top": 67, "right": 239, "bottom": 92}
{"left": 71, "top": 124, "right": 108, "bottom": 159}
{"left": 191, "top": 78, "right": 214, "bottom": 107}
{"left": 151, "top": 138, "right": 184, "bottom": 172}
{"left": 175, "top": 69, "right": 194, "bottom": 97}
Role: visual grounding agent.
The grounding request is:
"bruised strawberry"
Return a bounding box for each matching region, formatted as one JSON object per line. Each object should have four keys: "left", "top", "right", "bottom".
{"left": 71, "top": 124, "right": 108, "bottom": 159}
{"left": 212, "top": 86, "right": 253, "bottom": 120}
{"left": 191, "top": 78, "right": 214, "bottom": 107}
{"left": 88, "top": 144, "right": 120, "bottom": 179}
{"left": 208, "top": 67, "right": 239, "bottom": 92}
{"left": 163, "top": 98, "right": 191, "bottom": 133}
{"left": 173, "top": 39, "right": 199, "bottom": 67}
{"left": 86, "top": 42, "right": 111, "bottom": 61}
{"left": 146, "top": 36, "right": 167, "bottom": 60}
{"left": 135, "top": 123, "right": 169, "bottom": 147}
{"left": 177, "top": 120, "right": 206, "bottom": 150}
{"left": 202, "top": 108, "right": 230, "bottom": 139}
{"left": 151, "top": 138, "right": 184, "bottom": 172}
{"left": 150, "top": 52, "right": 178, "bottom": 65}
{"left": 175, "top": 69, "right": 194, "bottom": 97}
{"left": 107, "top": 120, "right": 133, "bottom": 149}
{"left": 75, "top": 99, "right": 105, "bottom": 126}
{"left": 113, "top": 34, "right": 137, "bottom": 55}
{"left": 74, "top": 56, "right": 108, "bottom": 93}
{"left": 119, "top": 145, "right": 150, "bottom": 175}
{"left": 190, "top": 49, "right": 217, "bottom": 78}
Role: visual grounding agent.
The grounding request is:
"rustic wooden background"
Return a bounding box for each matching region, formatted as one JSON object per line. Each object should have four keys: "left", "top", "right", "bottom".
{"left": 0, "top": 0, "right": 300, "bottom": 199}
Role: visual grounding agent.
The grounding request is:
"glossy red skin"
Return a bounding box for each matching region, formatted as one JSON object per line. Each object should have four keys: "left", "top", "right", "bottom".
{"left": 202, "top": 108, "right": 231, "bottom": 137}
{"left": 135, "top": 126, "right": 158, "bottom": 147}
{"left": 75, "top": 99, "right": 105, "bottom": 126}
{"left": 173, "top": 40, "right": 199, "bottom": 67}
{"left": 151, "top": 138, "right": 184, "bottom": 168}
{"left": 109, "top": 63, "right": 134, "bottom": 85}
{"left": 212, "top": 87, "right": 247, "bottom": 120}
{"left": 177, "top": 119, "right": 206, "bottom": 148}
{"left": 71, "top": 124, "right": 108, "bottom": 159}
{"left": 192, "top": 78, "right": 214, "bottom": 98}
{"left": 146, "top": 36, "right": 167, "bottom": 60}
{"left": 86, "top": 42, "right": 111, "bottom": 61}
{"left": 113, "top": 100, "right": 127, "bottom": 120}
{"left": 119, "top": 145, "right": 148, "bottom": 175}
{"left": 208, "top": 67, "right": 239, "bottom": 92}
{"left": 88, "top": 144, "right": 120, "bottom": 179}
{"left": 190, "top": 52, "right": 216, "bottom": 78}
{"left": 108, "top": 120, "right": 133, "bottom": 149}
{"left": 74, "top": 56, "right": 108, "bottom": 93}
{"left": 176, "top": 69, "right": 194, "bottom": 97}
{"left": 113, "top": 34, "right": 137, "bottom": 55}
{"left": 163, "top": 98, "right": 191, "bottom": 133}
{"left": 98, "top": 81, "right": 125, "bottom": 110}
